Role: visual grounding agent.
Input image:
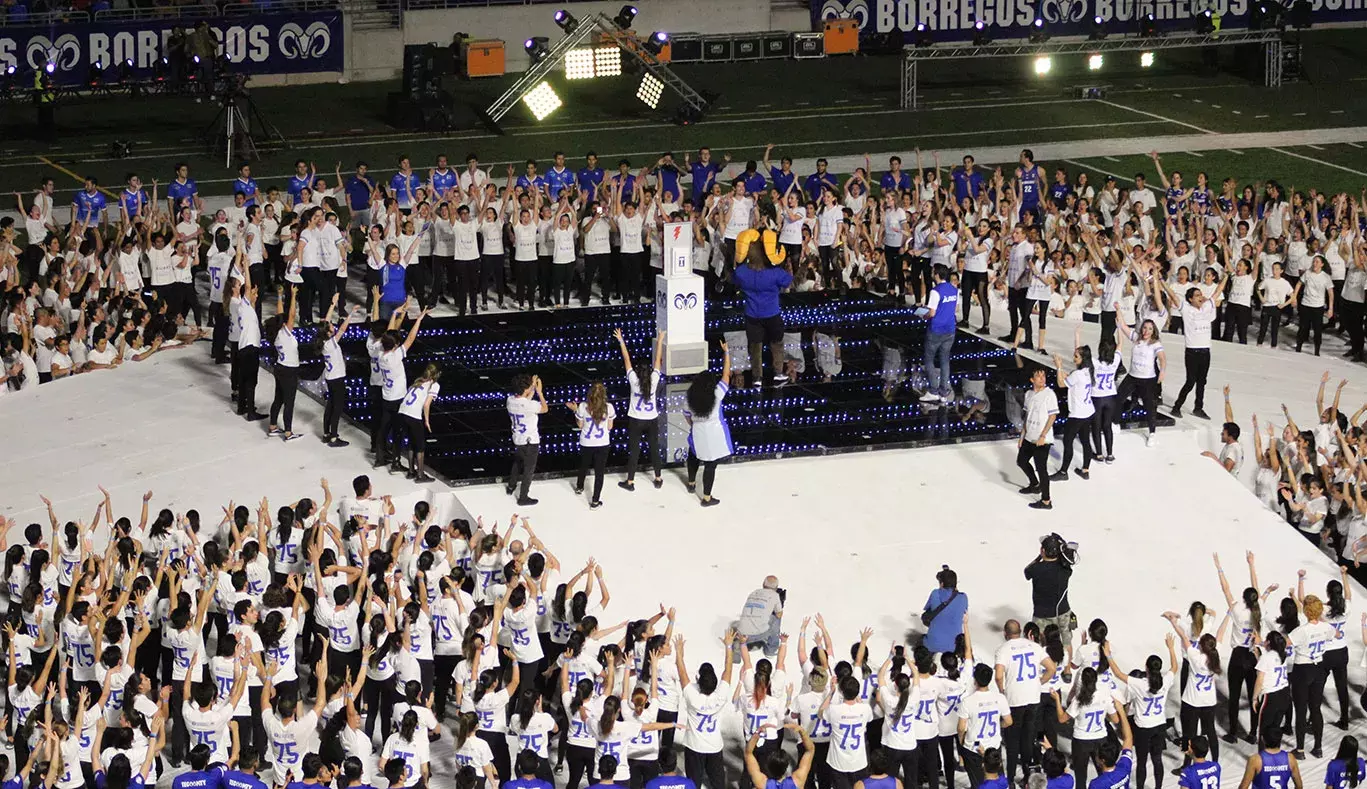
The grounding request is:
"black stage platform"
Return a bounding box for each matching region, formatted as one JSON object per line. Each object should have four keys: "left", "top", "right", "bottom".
{"left": 327, "top": 293, "right": 1170, "bottom": 486}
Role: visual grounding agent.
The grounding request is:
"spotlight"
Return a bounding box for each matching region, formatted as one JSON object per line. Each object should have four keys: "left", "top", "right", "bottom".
{"left": 553, "top": 8, "right": 580, "bottom": 34}
{"left": 43, "top": 60, "right": 56, "bottom": 75}
{"left": 1087, "top": 53, "right": 1103, "bottom": 70}
{"left": 565, "top": 48, "right": 595, "bottom": 79}
{"left": 1140, "top": 12, "right": 1157, "bottom": 35}
{"left": 153, "top": 56, "right": 169, "bottom": 81}
{"left": 87, "top": 59, "right": 104, "bottom": 87}
{"left": 1033, "top": 56, "right": 1052, "bottom": 75}
{"left": 522, "top": 80, "right": 562, "bottom": 120}
{"left": 1088, "top": 15, "right": 1107, "bottom": 39}
{"left": 612, "top": 4, "right": 637, "bottom": 29}
{"left": 644, "top": 31, "right": 669, "bottom": 56}
{"left": 637, "top": 72, "right": 664, "bottom": 109}
{"left": 1028, "top": 16, "right": 1050, "bottom": 42}
{"left": 913, "top": 22, "right": 934, "bottom": 46}
{"left": 524, "top": 36, "right": 551, "bottom": 63}
{"left": 1195, "top": 8, "right": 1214, "bottom": 33}
{"left": 594, "top": 46, "right": 622, "bottom": 76}
{"left": 1140, "top": 51, "right": 1155, "bottom": 67}
{"left": 972, "top": 20, "right": 990, "bottom": 44}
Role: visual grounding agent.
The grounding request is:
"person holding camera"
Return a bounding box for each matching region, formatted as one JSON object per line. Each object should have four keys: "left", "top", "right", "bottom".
{"left": 921, "top": 565, "right": 968, "bottom": 653}
{"left": 732, "top": 575, "right": 784, "bottom": 663}
{"left": 1025, "top": 534, "right": 1076, "bottom": 646}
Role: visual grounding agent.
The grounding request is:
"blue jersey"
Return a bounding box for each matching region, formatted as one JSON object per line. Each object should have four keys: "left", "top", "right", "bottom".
{"left": 95, "top": 774, "right": 147, "bottom": 789}
{"left": 979, "top": 778, "right": 1010, "bottom": 789}
{"left": 119, "top": 187, "right": 148, "bottom": 218}
{"left": 645, "top": 777, "right": 698, "bottom": 789}
{"left": 953, "top": 168, "right": 984, "bottom": 203}
{"left": 1019, "top": 165, "right": 1041, "bottom": 209}
{"left": 863, "top": 777, "right": 898, "bottom": 789}
{"left": 1178, "top": 760, "right": 1220, "bottom": 789}
{"left": 1166, "top": 187, "right": 1185, "bottom": 216}
{"left": 928, "top": 281, "right": 959, "bottom": 334}
{"left": 1252, "top": 750, "right": 1291, "bottom": 789}
{"left": 1326, "top": 757, "right": 1365, "bottom": 789}
{"left": 803, "top": 172, "right": 837, "bottom": 203}
{"left": 766, "top": 779, "right": 799, "bottom": 789}
{"left": 166, "top": 178, "right": 197, "bottom": 209}
{"left": 234, "top": 177, "right": 259, "bottom": 206}
{"left": 741, "top": 171, "right": 766, "bottom": 195}
{"left": 222, "top": 770, "right": 268, "bottom": 789}
{"left": 287, "top": 174, "right": 313, "bottom": 202}
{"left": 517, "top": 174, "right": 546, "bottom": 194}
{"left": 770, "top": 167, "right": 796, "bottom": 196}
{"left": 174, "top": 769, "right": 223, "bottom": 789}
{"left": 1050, "top": 182, "right": 1072, "bottom": 208}
{"left": 390, "top": 172, "right": 421, "bottom": 207}
{"left": 1086, "top": 750, "right": 1134, "bottom": 789}
{"left": 507, "top": 779, "right": 554, "bottom": 789}
{"left": 345, "top": 176, "right": 373, "bottom": 212}
{"left": 1191, "top": 187, "right": 1211, "bottom": 208}
{"left": 689, "top": 161, "right": 722, "bottom": 204}
{"left": 1048, "top": 775, "right": 1076, "bottom": 789}
{"left": 882, "top": 171, "right": 912, "bottom": 194}
{"left": 612, "top": 173, "right": 636, "bottom": 202}
{"left": 545, "top": 166, "right": 575, "bottom": 200}
{"left": 73, "top": 190, "right": 108, "bottom": 223}
{"left": 653, "top": 164, "right": 681, "bottom": 201}
{"left": 381, "top": 262, "right": 406, "bottom": 304}
{"left": 430, "top": 169, "right": 458, "bottom": 198}
{"left": 577, "top": 166, "right": 605, "bottom": 202}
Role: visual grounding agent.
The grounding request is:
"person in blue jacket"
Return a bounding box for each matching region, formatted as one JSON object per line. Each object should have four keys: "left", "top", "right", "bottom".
{"left": 731, "top": 226, "right": 793, "bottom": 389}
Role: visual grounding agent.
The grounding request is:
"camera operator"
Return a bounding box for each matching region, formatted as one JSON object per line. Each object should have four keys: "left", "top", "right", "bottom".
{"left": 732, "top": 575, "right": 784, "bottom": 663}
{"left": 1024, "top": 533, "right": 1076, "bottom": 645}
{"left": 920, "top": 565, "right": 967, "bottom": 653}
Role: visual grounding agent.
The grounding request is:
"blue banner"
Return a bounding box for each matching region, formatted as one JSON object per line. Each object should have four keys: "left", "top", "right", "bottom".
{"left": 812, "top": 0, "right": 1367, "bottom": 42}
{"left": 0, "top": 11, "right": 343, "bottom": 84}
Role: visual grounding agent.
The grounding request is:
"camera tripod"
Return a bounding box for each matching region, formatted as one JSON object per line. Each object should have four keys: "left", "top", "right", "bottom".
{"left": 203, "top": 89, "right": 285, "bottom": 168}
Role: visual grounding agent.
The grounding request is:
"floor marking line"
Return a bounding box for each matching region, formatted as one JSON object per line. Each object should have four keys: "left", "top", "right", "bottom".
{"left": 1269, "top": 147, "right": 1367, "bottom": 177}
{"left": 37, "top": 156, "right": 117, "bottom": 198}
{"left": 1096, "top": 99, "right": 1217, "bottom": 134}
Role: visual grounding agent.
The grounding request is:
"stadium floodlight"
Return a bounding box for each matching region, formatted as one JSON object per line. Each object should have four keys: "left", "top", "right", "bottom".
{"left": 1140, "top": 51, "right": 1155, "bottom": 67}
{"left": 643, "top": 31, "right": 669, "bottom": 56}
{"left": 1139, "top": 12, "right": 1157, "bottom": 35}
{"left": 1088, "top": 15, "right": 1106, "bottom": 39}
{"left": 1033, "top": 56, "right": 1052, "bottom": 75}
{"left": 553, "top": 9, "right": 580, "bottom": 34}
{"left": 564, "top": 48, "right": 595, "bottom": 79}
{"left": 612, "top": 4, "right": 637, "bottom": 29}
{"left": 522, "top": 80, "right": 562, "bottom": 120}
{"left": 524, "top": 37, "right": 551, "bottom": 63}
{"left": 972, "top": 20, "right": 989, "bottom": 45}
{"left": 1087, "top": 54, "right": 1103, "bottom": 70}
{"left": 594, "top": 46, "right": 622, "bottom": 76}
{"left": 1028, "top": 16, "right": 1050, "bottom": 42}
{"left": 637, "top": 72, "right": 664, "bottom": 109}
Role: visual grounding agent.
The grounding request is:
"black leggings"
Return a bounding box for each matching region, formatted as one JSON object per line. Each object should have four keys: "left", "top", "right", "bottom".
{"left": 1180, "top": 702, "right": 1219, "bottom": 762}
{"left": 885, "top": 746, "right": 920, "bottom": 788}
{"left": 1174, "top": 347, "right": 1210, "bottom": 411}
{"left": 1298, "top": 304, "right": 1326, "bottom": 354}
{"left": 481, "top": 253, "right": 507, "bottom": 305}
{"left": 565, "top": 743, "right": 595, "bottom": 789}
{"left": 1256, "top": 686, "right": 1291, "bottom": 746}
{"left": 1324, "top": 647, "right": 1351, "bottom": 725}
{"left": 1117, "top": 375, "right": 1159, "bottom": 434}
{"left": 477, "top": 730, "right": 510, "bottom": 783}
{"left": 686, "top": 451, "right": 718, "bottom": 496}
{"left": 1132, "top": 722, "right": 1166, "bottom": 789}
{"left": 514, "top": 258, "right": 537, "bottom": 306}
{"left": 1291, "top": 662, "right": 1325, "bottom": 751}
{"left": 684, "top": 748, "right": 725, "bottom": 789}
{"left": 363, "top": 675, "right": 397, "bottom": 740}
{"left": 961, "top": 269, "right": 989, "bottom": 326}
{"left": 323, "top": 377, "right": 346, "bottom": 436}
{"left": 376, "top": 398, "right": 403, "bottom": 463}
{"left": 1092, "top": 394, "right": 1117, "bottom": 456}
{"left": 576, "top": 445, "right": 609, "bottom": 502}
{"left": 916, "top": 736, "right": 941, "bottom": 789}
{"left": 1072, "top": 737, "right": 1102, "bottom": 787}
{"left": 936, "top": 735, "right": 957, "bottom": 789}
{"left": 1258, "top": 305, "right": 1284, "bottom": 346}
{"left": 625, "top": 416, "right": 663, "bottom": 481}
{"left": 270, "top": 365, "right": 299, "bottom": 432}
{"left": 1227, "top": 646, "right": 1257, "bottom": 736}
{"left": 1003, "top": 704, "right": 1036, "bottom": 781}
{"left": 1008, "top": 287, "right": 1032, "bottom": 344}
{"left": 1060, "top": 416, "right": 1094, "bottom": 472}
{"left": 1223, "top": 302, "right": 1252, "bottom": 344}
{"left": 551, "top": 264, "right": 573, "bottom": 306}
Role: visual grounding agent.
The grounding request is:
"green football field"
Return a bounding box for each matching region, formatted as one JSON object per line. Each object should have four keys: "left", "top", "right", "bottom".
{"left": 7, "top": 27, "right": 1367, "bottom": 200}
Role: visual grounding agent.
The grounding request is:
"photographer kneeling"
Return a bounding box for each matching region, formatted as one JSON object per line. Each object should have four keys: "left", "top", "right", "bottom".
{"left": 733, "top": 575, "right": 785, "bottom": 663}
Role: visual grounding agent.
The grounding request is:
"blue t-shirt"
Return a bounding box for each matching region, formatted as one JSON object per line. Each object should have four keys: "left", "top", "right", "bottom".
{"left": 95, "top": 773, "right": 147, "bottom": 789}
{"left": 979, "top": 777, "right": 1010, "bottom": 789}
{"left": 803, "top": 172, "right": 837, "bottom": 203}
{"left": 770, "top": 167, "right": 796, "bottom": 196}
{"left": 612, "top": 173, "right": 636, "bottom": 202}
{"left": 3, "top": 777, "right": 24, "bottom": 789}
{"left": 577, "top": 167, "right": 605, "bottom": 202}
{"left": 1326, "top": 757, "right": 1365, "bottom": 789}
{"left": 166, "top": 177, "right": 197, "bottom": 209}
{"left": 928, "top": 281, "right": 959, "bottom": 334}
{"left": 381, "top": 262, "right": 407, "bottom": 304}
{"left": 1253, "top": 750, "right": 1291, "bottom": 789}
{"left": 346, "top": 176, "right": 372, "bottom": 212}
{"left": 863, "top": 777, "right": 898, "bottom": 789}
{"left": 507, "top": 779, "right": 554, "bottom": 789}
{"left": 1048, "top": 775, "right": 1076, "bottom": 789}
{"left": 233, "top": 177, "right": 259, "bottom": 206}
{"left": 545, "top": 167, "right": 575, "bottom": 200}
{"left": 653, "top": 165, "right": 681, "bottom": 201}
{"left": 953, "top": 168, "right": 984, "bottom": 203}
{"left": 766, "top": 779, "right": 799, "bottom": 789}
{"left": 1087, "top": 751, "right": 1134, "bottom": 789}
{"left": 430, "top": 169, "right": 458, "bottom": 199}
{"left": 222, "top": 770, "right": 269, "bottom": 789}
{"left": 119, "top": 188, "right": 148, "bottom": 218}
{"left": 174, "top": 769, "right": 224, "bottom": 789}
{"left": 741, "top": 171, "right": 767, "bottom": 194}
{"left": 732, "top": 264, "right": 792, "bottom": 320}
{"left": 73, "top": 190, "right": 108, "bottom": 223}
{"left": 922, "top": 587, "right": 968, "bottom": 653}
{"left": 287, "top": 174, "right": 313, "bottom": 202}
{"left": 1178, "top": 761, "right": 1220, "bottom": 789}
{"left": 881, "top": 171, "right": 912, "bottom": 194}
{"left": 689, "top": 161, "right": 722, "bottom": 204}
{"left": 646, "top": 776, "right": 698, "bottom": 789}
{"left": 390, "top": 172, "right": 421, "bottom": 206}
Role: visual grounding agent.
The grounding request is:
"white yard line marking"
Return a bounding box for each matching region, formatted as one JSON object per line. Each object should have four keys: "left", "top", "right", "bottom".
{"left": 1063, "top": 158, "right": 1133, "bottom": 182}
{"left": 1097, "top": 99, "right": 1217, "bottom": 134}
{"left": 1307, "top": 144, "right": 1326, "bottom": 151}
{"left": 1270, "top": 147, "right": 1367, "bottom": 177}
{"left": 1229, "top": 149, "right": 1245, "bottom": 155}
{"left": 1183, "top": 151, "right": 1205, "bottom": 157}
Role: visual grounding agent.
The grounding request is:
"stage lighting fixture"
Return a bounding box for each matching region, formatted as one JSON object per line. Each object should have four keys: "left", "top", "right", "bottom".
{"left": 1195, "top": 8, "right": 1215, "bottom": 33}
{"left": 637, "top": 72, "right": 664, "bottom": 109}
{"left": 565, "top": 47, "right": 595, "bottom": 79}
{"left": 644, "top": 31, "right": 669, "bottom": 56}
{"left": 1028, "top": 16, "right": 1050, "bottom": 42}
{"left": 88, "top": 59, "right": 104, "bottom": 87}
{"left": 553, "top": 9, "right": 580, "bottom": 34}
{"left": 594, "top": 46, "right": 622, "bottom": 76}
{"left": 1140, "top": 12, "right": 1157, "bottom": 35}
{"left": 1140, "top": 51, "right": 1155, "bottom": 67}
{"left": 0, "top": 64, "right": 16, "bottom": 100}
{"left": 913, "top": 22, "right": 934, "bottom": 47}
{"left": 153, "top": 56, "right": 169, "bottom": 81}
{"left": 1087, "top": 53, "right": 1103, "bottom": 70}
{"left": 524, "top": 37, "right": 551, "bottom": 63}
{"left": 613, "top": 4, "right": 637, "bottom": 29}
{"left": 522, "top": 80, "right": 562, "bottom": 120}
{"left": 1033, "top": 56, "right": 1052, "bottom": 75}
{"left": 972, "top": 20, "right": 990, "bottom": 44}
{"left": 1088, "top": 15, "right": 1107, "bottom": 39}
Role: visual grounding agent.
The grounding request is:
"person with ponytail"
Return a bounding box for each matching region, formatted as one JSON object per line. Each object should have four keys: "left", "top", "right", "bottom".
{"left": 1289, "top": 585, "right": 1334, "bottom": 758}
{"left": 510, "top": 689, "right": 557, "bottom": 781}
{"left": 380, "top": 710, "right": 430, "bottom": 789}
{"left": 1215, "top": 552, "right": 1275, "bottom": 744}
{"left": 1108, "top": 634, "right": 1178, "bottom": 789}
{"left": 397, "top": 362, "right": 441, "bottom": 483}
{"left": 1089, "top": 333, "right": 1121, "bottom": 462}
{"left": 877, "top": 647, "right": 923, "bottom": 789}
{"left": 1052, "top": 666, "right": 1115, "bottom": 785}
{"left": 1050, "top": 329, "right": 1096, "bottom": 480}
{"left": 613, "top": 327, "right": 666, "bottom": 491}
{"left": 1303, "top": 568, "right": 1353, "bottom": 732}
{"left": 1163, "top": 609, "right": 1230, "bottom": 765}
{"left": 561, "top": 675, "right": 600, "bottom": 789}
{"left": 676, "top": 631, "right": 737, "bottom": 789}
{"left": 569, "top": 381, "right": 617, "bottom": 509}
{"left": 626, "top": 655, "right": 665, "bottom": 789}
{"left": 452, "top": 711, "right": 499, "bottom": 788}
{"left": 473, "top": 648, "right": 520, "bottom": 783}
{"left": 593, "top": 676, "right": 674, "bottom": 786}
{"left": 739, "top": 644, "right": 787, "bottom": 765}
{"left": 1327, "top": 737, "right": 1365, "bottom": 789}
{"left": 1252, "top": 630, "right": 1292, "bottom": 747}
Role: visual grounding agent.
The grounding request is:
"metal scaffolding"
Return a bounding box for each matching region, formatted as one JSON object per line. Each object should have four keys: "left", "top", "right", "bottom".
{"left": 486, "top": 13, "right": 709, "bottom": 123}
{"left": 900, "top": 29, "right": 1284, "bottom": 109}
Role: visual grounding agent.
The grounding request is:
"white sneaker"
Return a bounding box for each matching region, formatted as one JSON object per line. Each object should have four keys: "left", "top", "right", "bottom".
{"left": 1145, "top": 433, "right": 1157, "bottom": 447}
{"left": 919, "top": 392, "right": 942, "bottom": 403}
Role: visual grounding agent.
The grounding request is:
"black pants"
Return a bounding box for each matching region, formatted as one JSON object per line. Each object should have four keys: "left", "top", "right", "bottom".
{"left": 538, "top": 255, "right": 553, "bottom": 304}
{"left": 376, "top": 398, "right": 402, "bottom": 463}
{"left": 551, "top": 264, "right": 573, "bottom": 305}
{"left": 428, "top": 255, "right": 454, "bottom": 307}
{"left": 434, "top": 654, "right": 459, "bottom": 718}
{"left": 916, "top": 736, "right": 941, "bottom": 789}
{"left": 1180, "top": 702, "right": 1219, "bottom": 762}
{"left": 1291, "top": 661, "right": 1326, "bottom": 750}
{"left": 684, "top": 749, "right": 725, "bottom": 789}
{"left": 1223, "top": 302, "right": 1252, "bottom": 344}
{"left": 566, "top": 744, "right": 595, "bottom": 789}
{"left": 181, "top": 280, "right": 202, "bottom": 325}
{"left": 1258, "top": 306, "right": 1284, "bottom": 346}
{"left": 1343, "top": 299, "right": 1366, "bottom": 356}
{"left": 211, "top": 303, "right": 229, "bottom": 361}
{"left": 1072, "top": 738, "right": 1102, "bottom": 787}
{"left": 1092, "top": 394, "right": 1117, "bottom": 457}
{"left": 509, "top": 443, "right": 539, "bottom": 499}
{"left": 1060, "top": 416, "right": 1094, "bottom": 473}
{"left": 457, "top": 258, "right": 481, "bottom": 314}
{"left": 477, "top": 730, "right": 510, "bottom": 783}
{"left": 885, "top": 245, "right": 905, "bottom": 296}
{"left": 270, "top": 365, "right": 299, "bottom": 432}
{"left": 1016, "top": 441, "right": 1051, "bottom": 500}
{"left": 1101, "top": 309, "right": 1117, "bottom": 342}
{"left": 686, "top": 451, "right": 718, "bottom": 496}
{"left": 481, "top": 253, "right": 506, "bottom": 306}
{"left": 1256, "top": 687, "right": 1291, "bottom": 747}
{"left": 1227, "top": 646, "right": 1257, "bottom": 736}
{"left": 625, "top": 416, "right": 663, "bottom": 481}
{"left": 1118, "top": 375, "right": 1159, "bottom": 434}
{"left": 1174, "top": 347, "right": 1210, "bottom": 411}
{"left": 514, "top": 258, "right": 537, "bottom": 306}
{"left": 1004, "top": 704, "right": 1035, "bottom": 781}
{"left": 324, "top": 377, "right": 346, "bottom": 436}
{"left": 582, "top": 253, "right": 609, "bottom": 305}
{"left": 1008, "top": 287, "right": 1031, "bottom": 344}
{"left": 316, "top": 271, "right": 337, "bottom": 318}
{"left": 884, "top": 746, "right": 920, "bottom": 788}
{"left": 1324, "top": 647, "right": 1351, "bottom": 725}
{"left": 363, "top": 675, "right": 397, "bottom": 740}
{"left": 236, "top": 345, "right": 260, "bottom": 414}
{"left": 629, "top": 758, "right": 660, "bottom": 789}
{"left": 1298, "top": 304, "right": 1326, "bottom": 354}
{"left": 961, "top": 270, "right": 989, "bottom": 325}
{"left": 299, "top": 267, "right": 322, "bottom": 323}
{"left": 818, "top": 246, "right": 837, "bottom": 284}
{"left": 1133, "top": 723, "right": 1166, "bottom": 789}
{"left": 576, "top": 445, "right": 609, "bottom": 502}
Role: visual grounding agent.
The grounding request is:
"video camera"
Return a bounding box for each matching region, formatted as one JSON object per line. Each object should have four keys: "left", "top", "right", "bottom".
{"left": 1039, "top": 533, "right": 1079, "bottom": 566}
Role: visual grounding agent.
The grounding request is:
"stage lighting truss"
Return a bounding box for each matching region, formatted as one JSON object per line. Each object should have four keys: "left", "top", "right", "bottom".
{"left": 522, "top": 80, "right": 563, "bottom": 120}
{"left": 636, "top": 72, "right": 664, "bottom": 108}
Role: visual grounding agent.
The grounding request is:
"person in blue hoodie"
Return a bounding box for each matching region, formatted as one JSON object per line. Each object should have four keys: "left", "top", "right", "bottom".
{"left": 731, "top": 226, "right": 792, "bottom": 389}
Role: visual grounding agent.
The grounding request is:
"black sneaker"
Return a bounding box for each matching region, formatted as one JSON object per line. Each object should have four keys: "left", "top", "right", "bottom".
{"left": 618, "top": 480, "right": 635, "bottom": 491}
{"left": 246, "top": 411, "right": 267, "bottom": 421}
{"left": 505, "top": 484, "right": 516, "bottom": 495}
{"left": 1311, "top": 748, "right": 1323, "bottom": 759}
{"left": 1192, "top": 408, "right": 1210, "bottom": 420}
{"left": 1049, "top": 470, "right": 1068, "bottom": 482}
{"left": 414, "top": 472, "right": 433, "bottom": 483}
{"left": 282, "top": 432, "right": 302, "bottom": 441}
{"left": 997, "top": 334, "right": 1014, "bottom": 343}
{"left": 700, "top": 497, "right": 721, "bottom": 507}
{"left": 977, "top": 326, "right": 991, "bottom": 335}
{"left": 1029, "top": 500, "right": 1053, "bottom": 510}
{"left": 516, "top": 496, "right": 539, "bottom": 506}
{"left": 590, "top": 500, "right": 603, "bottom": 510}
{"left": 267, "top": 426, "right": 284, "bottom": 436}
{"left": 1222, "top": 733, "right": 1239, "bottom": 745}
{"left": 1075, "top": 468, "right": 1090, "bottom": 480}
{"left": 573, "top": 485, "right": 585, "bottom": 494}
{"left": 1171, "top": 405, "right": 1184, "bottom": 418}
{"left": 652, "top": 477, "right": 663, "bottom": 489}
{"left": 329, "top": 437, "right": 351, "bottom": 448}
{"left": 1018, "top": 484, "right": 1040, "bottom": 495}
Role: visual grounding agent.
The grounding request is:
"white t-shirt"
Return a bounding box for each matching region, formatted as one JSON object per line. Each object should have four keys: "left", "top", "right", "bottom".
{"left": 627, "top": 369, "right": 660, "bottom": 420}
{"left": 1127, "top": 335, "right": 1163, "bottom": 379}
{"left": 1065, "top": 369, "right": 1095, "bottom": 419}
{"left": 1300, "top": 269, "right": 1334, "bottom": 308}
{"left": 379, "top": 347, "right": 407, "bottom": 401}
{"left": 824, "top": 701, "right": 873, "bottom": 772}
{"left": 681, "top": 682, "right": 731, "bottom": 754}
{"left": 399, "top": 380, "right": 439, "bottom": 420}
{"left": 995, "top": 638, "right": 1049, "bottom": 707}
{"left": 1023, "top": 387, "right": 1059, "bottom": 443}
{"left": 1181, "top": 300, "right": 1216, "bottom": 349}
{"left": 508, "top": 395, "right": 542, "bottom": 445}
{"left": 576, "top": 402, "right": 615, "bottom": 448}
{"left": 958, "top": 687, "right": 1010, "bottom": 749}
